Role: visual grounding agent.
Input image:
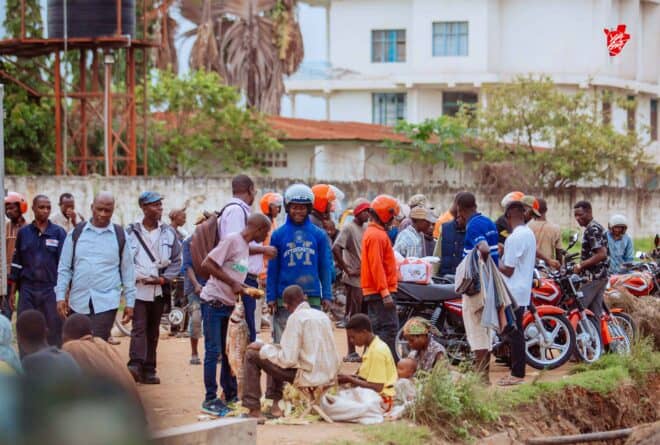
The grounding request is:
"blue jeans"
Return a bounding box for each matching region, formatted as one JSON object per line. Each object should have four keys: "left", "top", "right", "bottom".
{"left": 201, "top": 302, "right": 236, "bottom": 402}
{"left": 242, "top": 275, "right": 259, "bottom": 343}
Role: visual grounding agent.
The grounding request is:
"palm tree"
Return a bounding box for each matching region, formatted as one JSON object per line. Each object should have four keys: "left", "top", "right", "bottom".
{"left": 180, "top": 0, "right": 304, "bottom": 114}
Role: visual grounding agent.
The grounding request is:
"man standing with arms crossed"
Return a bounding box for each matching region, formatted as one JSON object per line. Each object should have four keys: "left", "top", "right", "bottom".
{"left": 56, "top": 192, "right": 136, "bottom": 341}
{"left": 361, "top": 195, "right": 400, "bottom": 361}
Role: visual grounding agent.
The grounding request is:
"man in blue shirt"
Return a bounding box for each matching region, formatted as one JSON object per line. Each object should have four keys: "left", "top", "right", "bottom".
{"left": 10, "top": 195, "right": 67, "bottom": 347}
{"left": 267, "top": 184, "right": 333, "bottom": 343}
{"left": 55, "top": 192, "right": 136, "bottom": 342}
{"left": 606, "top": 214, "right": 634, "bottom": 274}
{"left": 456, "top": 192, "right": 499, "bottom": 382}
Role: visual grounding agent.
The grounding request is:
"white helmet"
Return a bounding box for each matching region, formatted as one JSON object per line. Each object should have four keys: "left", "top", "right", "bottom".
{"left": 284, "top": 183, "right": 314, "bottom": 206}
{"left": 609, "top": 214, "right": 628, "bottom": 228}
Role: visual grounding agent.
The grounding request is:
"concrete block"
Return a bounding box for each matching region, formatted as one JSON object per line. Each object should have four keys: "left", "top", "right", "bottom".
{"left": 151, "top": 418, "right": 257, "bottom": 445}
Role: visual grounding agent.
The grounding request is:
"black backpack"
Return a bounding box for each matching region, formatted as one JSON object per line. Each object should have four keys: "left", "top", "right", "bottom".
{"left": 71, "top": 222, "right": 127, "bottom": 278}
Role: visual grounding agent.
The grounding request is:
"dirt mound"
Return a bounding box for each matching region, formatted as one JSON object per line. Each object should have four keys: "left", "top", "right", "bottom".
{"left": 491, "top": 376, "right": 659, "bottom": 444}
{"left": 605, "top": 290, "right": 660, "bottom": 349}
{"left": 626, "top": 421, "right": 660, "bottom": 445}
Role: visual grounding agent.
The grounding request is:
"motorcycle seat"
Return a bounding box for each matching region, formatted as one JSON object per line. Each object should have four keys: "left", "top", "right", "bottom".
{"left": 396, "top": 282, "right": 460, "bottom": 302}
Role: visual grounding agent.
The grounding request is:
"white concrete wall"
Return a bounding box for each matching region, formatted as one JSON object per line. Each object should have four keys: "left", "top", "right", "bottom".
{"left": 329, "top": 90, "right": 375, "bottom": 123}
{"left": 6, "top": 176, "right": 659, "bottom": 237}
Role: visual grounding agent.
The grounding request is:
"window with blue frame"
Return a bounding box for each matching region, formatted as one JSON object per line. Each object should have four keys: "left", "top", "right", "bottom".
{"left": 433, "top": 21, "right": 468, "bottom": 56}
{"left": 373, "top": 93, "right": 407, "bottom": 126}
{"left": 372, "top": 30, "right": 406, "bottom": 63}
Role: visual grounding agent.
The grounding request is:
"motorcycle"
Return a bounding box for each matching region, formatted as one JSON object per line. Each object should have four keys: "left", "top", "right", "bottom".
{"left": 394, "top": 276, "right": 576, "bottom": 370}
{"left": 607, "top": 260, "right": 659, "bottom": 298}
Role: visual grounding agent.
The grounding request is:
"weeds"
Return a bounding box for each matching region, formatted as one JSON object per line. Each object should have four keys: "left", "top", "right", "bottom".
{"left": 322, "top": 423, "right": 433, "bottom": 445}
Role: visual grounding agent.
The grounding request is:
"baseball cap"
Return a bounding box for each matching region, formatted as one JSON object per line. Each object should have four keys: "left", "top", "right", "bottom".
{"left": 138, "top": 191, "right": 163, "bottom": 205}
{"left": 521, "top": 195, "right": 541, "bottom": 217}
{"left": 353, "top": 201, "right": 370, "bottom": 216}
{"left": 410, "top": 206, "right": 428, "bottom": 220}
{"left": 424, "top": 209, "right": 437, "bottom": 224}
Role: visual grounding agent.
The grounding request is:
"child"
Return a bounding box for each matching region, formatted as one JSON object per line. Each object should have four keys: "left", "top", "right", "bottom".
{"left": 338, "top": 314, "right": 397, "bottom": 412}
{"left": 395, "top": 358, "right": 417, "bottom": 404}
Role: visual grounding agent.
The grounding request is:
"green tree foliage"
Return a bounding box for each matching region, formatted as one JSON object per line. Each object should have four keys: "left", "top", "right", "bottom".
{"left": 148, "top": 69, "right": 282, "bottom": 175}
{"left": 386, "top": 116, "right": 469, "bottom": 168}
{"left": 2, "top": 0, "right": 56, "bottom": 175}
{"left": 465, "top": 75, "right": 654, "bottom": 189}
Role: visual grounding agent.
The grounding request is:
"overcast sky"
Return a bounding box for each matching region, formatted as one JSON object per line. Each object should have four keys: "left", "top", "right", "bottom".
{"left": 0, "top": 1, "right": 327, "bottom": 118}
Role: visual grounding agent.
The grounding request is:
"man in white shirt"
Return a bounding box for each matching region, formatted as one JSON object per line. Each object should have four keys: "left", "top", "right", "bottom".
{"left": 126, "top": 192, "right": 182, "bottom": 385}
{"left": 243, "top": 284, "right": 340, "bottom": 422}
{"left": 498, "top": 200, "right": 536, "bottom": 386}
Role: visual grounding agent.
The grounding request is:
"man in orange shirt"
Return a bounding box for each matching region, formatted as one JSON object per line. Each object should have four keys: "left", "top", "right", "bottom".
{"left": 361, "top": 195, "right": 400, "bottom": 361}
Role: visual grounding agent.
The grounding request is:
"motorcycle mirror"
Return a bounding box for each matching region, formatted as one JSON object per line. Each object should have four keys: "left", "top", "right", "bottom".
{"left": 570, "top": 233, "right": 578, "bottom": 244}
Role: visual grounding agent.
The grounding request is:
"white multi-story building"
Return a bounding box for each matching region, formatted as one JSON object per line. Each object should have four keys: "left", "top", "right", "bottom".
{"left": 287, "top": 0, "right": 659, "bottom": 155}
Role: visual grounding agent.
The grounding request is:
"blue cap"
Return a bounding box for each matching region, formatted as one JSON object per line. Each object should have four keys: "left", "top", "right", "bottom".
{"left": 138, "top": 191, "right": 163, "bottom": 205}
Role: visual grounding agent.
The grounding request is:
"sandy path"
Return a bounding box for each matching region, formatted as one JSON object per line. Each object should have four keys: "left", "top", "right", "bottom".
{"left": 113, "top": 322, "right": 572, "bottom": 444}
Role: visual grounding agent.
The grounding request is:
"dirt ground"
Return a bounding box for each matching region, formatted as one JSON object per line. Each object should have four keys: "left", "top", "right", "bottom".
{"left": 114, "top": 323, "right": 576, "bottom": 445}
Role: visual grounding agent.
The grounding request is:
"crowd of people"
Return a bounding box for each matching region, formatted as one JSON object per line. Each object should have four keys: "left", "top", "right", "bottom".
{"left": 0, "top": 176, "right": 637, "bottom": 423}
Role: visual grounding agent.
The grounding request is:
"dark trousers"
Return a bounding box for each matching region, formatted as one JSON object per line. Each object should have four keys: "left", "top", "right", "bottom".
{"left": 365, "top": 296, "right": 399, "bottom": 362}
{"left": 18, "top": 285, "right": 61, "bottom": 347}
{"left": 242, "top": 349, "right": 296, "bottom": 410}
{"left": 128, "top": 298, "right": 165, "bottom": 375}
{"left": 509, "top": 306, "right": 526, "bottom": 378}
{"left": 242, "top": 275, "right": 259, "bottom": 343}
{"left": 201, "top": 302, "right": 236, "bottom": 402}
{"left": 72, "top": 300, "right": 117, "bottom": 341}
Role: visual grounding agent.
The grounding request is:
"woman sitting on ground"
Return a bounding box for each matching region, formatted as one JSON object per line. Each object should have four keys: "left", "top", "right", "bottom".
{"left": 403, "top": 317, "right": 445, "bottom": 373}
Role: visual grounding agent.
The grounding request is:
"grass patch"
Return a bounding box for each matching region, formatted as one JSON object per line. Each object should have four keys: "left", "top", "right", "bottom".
{"left": 504, "top": 337, "right": 660, "bottom": 407}
{"left": 322, "top": 423, "right": 433, "bottom": 445}
{"left": 409, "top": 338, "right": 659, "bottom": 440}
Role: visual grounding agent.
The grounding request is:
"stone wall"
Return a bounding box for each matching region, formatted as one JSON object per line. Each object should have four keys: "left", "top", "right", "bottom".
{"left": 6, "top": 176, "right": 659, "bottom": 238}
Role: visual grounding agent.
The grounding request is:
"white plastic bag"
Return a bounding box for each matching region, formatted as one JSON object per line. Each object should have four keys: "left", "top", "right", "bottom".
{"left": 319, "top": 387, "right": 384, "bottom": 424}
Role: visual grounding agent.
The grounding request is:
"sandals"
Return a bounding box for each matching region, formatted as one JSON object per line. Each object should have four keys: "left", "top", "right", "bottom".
{"left": 497, "top": 375, "right": 525, "bottom": 386}
{"left": 189, "top": 356, "right": 201, "bottom": 365}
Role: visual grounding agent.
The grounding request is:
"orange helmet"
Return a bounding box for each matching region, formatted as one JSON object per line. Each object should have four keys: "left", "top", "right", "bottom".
{"left": 311, "top": 184, "right": 336, "bottom": 214}
{"left": 370, "top": 195, "right": 400, "bottom": 225}
{"left": 5, "top": 192, "right": 28, "bottom": 214}
{"left": 260, "top": 192, "right": 283, "bottom": 215}
{"left": 500, "top": 191, "right": 525, "bottom": 208}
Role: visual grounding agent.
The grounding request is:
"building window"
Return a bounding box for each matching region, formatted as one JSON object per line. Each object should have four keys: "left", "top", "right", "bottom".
{"left": 259, "top": 152, "right": 288, "bottom": 168}
{"left": 627, "top": 95, "right": 636, "bottom": 132}
{"left": 602, "top": 95, "right": 611, "bottom": 125}
{"left": 373, "top": 93, "right": 406, "bottom": 126}
{"left": 442, "top": 92, "right": 478, "bottom": 116}
{"left": 433, "top": 21, "right": 468, "bottom": 57}
{"left": 651, "top": 99, "right": 658, "bottom": 141}
{"left": 372, "top": 30, "right": 406, "bottom": 63}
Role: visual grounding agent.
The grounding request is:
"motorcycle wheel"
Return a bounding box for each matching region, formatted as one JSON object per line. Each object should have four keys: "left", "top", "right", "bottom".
{"left": 611, "top": 313, "right": 637, "bottom": 343}
{"left": 114, "top": 312, "right": 132, "bottom": 337}
{"left": 524, "top": 313, "right": 575, "bottom": 370}
{"left": 574, "top": 315, "right": 603, "bottom": 363}
{"left": 605, "top": 317, "right": 631, "bottom": 355}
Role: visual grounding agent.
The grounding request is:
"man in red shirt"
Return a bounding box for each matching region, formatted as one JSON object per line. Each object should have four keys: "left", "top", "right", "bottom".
{"left": 361, "top": 195, "right": 400, "bottom": 360}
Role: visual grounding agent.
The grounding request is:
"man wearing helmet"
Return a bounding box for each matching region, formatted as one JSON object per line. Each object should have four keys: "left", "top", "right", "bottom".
{"left": 361, "top": 194, "right": 400, "bottom": 360}
{"left": 266, "top": 184, "right": 333, "bottom": 343}
{"left": 3, "top": 192, "right": 28, "bottom": 319}
{"left": 606, "top": 214, "right": 633, "bottom": 274}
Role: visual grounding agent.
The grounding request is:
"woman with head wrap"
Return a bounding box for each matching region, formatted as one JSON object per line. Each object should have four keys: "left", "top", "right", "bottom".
{"left": 402, "top": 317, "right": 445, "bottom": 373}
{"left": 0, "top": 315, "right": 22, "bottom": 374}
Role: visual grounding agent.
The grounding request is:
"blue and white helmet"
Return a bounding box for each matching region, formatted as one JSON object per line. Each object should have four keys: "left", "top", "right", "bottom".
{"left": 284, "top": 183, "right": 315, "bottom": 206}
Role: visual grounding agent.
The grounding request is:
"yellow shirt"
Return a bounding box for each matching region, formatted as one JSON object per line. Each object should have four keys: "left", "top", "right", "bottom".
{"left": 357, "top": 336, "right": 397, "bottom": 397}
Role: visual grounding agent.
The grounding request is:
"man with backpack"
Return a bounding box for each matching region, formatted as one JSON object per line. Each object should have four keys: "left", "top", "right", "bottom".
{"left": 126, "top": 192, "right": 182, "bottom": 385}
{"left": 55, "top": 192, "right": 136, "bottom": 342}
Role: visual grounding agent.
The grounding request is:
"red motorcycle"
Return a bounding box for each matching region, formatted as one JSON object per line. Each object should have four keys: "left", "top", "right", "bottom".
{"left": 607, "top": 262, "right": 658, "bottom": 298}
{"left": 395, "top": 277, "right": 576, "bottom": 370}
